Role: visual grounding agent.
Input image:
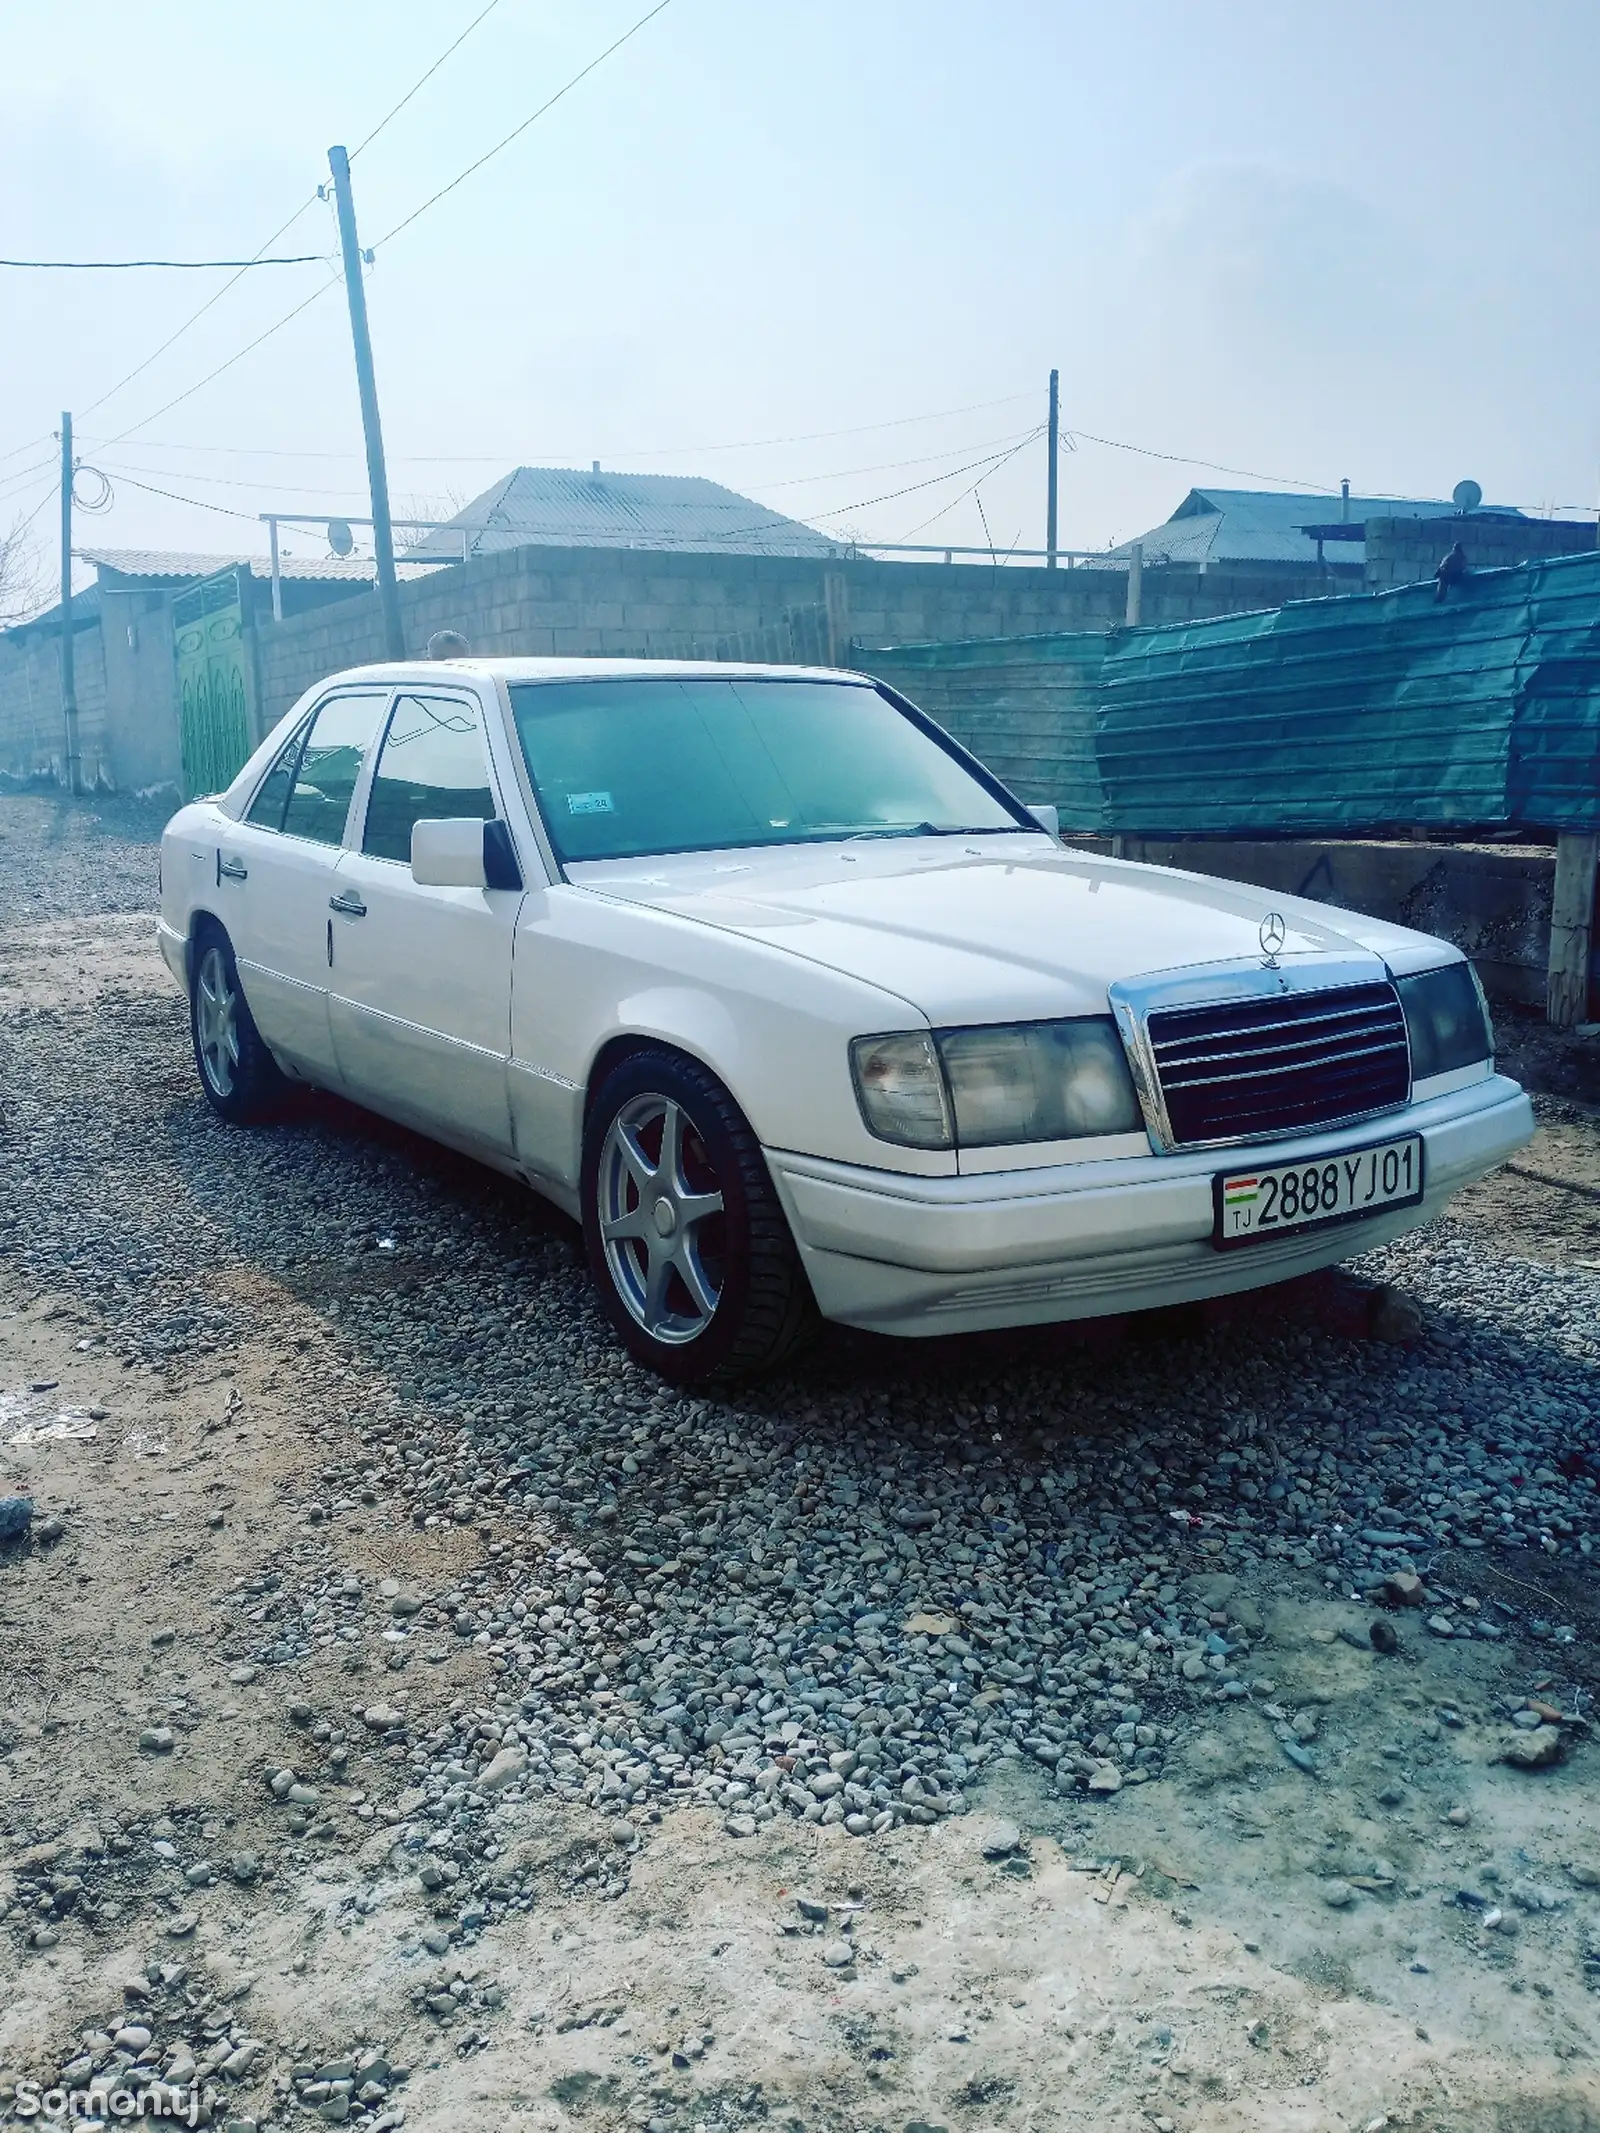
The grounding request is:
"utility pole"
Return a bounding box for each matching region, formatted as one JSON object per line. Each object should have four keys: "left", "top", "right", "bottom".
{"left": 59, "top": 412, "right": 82, "bottom": 795}
{"left": 326, "top": 145, "right": 405, "bottom": 660}
{"left": 1046, "top": 368, "right": 1060, "bottom": 570}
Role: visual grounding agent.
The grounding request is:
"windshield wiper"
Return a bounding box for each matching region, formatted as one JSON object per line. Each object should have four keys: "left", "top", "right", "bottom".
{"left": 841, "top": 821, "right": 1031, "bottom": 842}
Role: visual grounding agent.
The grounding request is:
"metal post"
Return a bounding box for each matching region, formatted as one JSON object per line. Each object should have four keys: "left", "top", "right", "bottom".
{"left": 1046, "top": 368, "right": 1059, "bottom": 569}
{"left": 327, "top": 145, "right": 405, "bottom": 659}
{"left": 267, "top": 516, "right": 283, "bottom": 623}
{"left": 1125, "top": 540, "right": 1144, "bottom": 626}
{"left": 59, "top": 412, "right": 82, "bottom": 795}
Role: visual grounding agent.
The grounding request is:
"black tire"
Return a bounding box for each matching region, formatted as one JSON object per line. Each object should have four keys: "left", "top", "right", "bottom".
{"left": 581, "top": 1047, "right": 815, "bottom": 1384}
{"left": 188, "top": 920, "right": 288, "bottom": 1124}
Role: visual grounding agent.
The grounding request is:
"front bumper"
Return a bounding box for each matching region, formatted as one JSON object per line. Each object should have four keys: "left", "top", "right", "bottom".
{"left": 766, "top": 1073, "right": 1533, "bottom": 1335}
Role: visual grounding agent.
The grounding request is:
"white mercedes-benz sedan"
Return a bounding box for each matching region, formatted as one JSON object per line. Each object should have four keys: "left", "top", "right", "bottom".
{"left": 158, "top": 658, "right": 1533, "bottom": 1382}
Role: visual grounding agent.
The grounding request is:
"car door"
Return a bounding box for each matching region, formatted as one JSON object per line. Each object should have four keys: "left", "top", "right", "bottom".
{"left": 214, "top": 686, "right": 390, "bottom": 1082}
{"left": 327, "top": 688, "right": 523, "bottom": 1157}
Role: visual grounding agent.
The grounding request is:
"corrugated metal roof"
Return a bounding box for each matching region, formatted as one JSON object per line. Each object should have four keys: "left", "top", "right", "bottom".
{"left": 1113, "top": 488, "right": 1520, "bottom": 569}
{"left": 406, "top": 465, "right": 837, "bottom": 561}
{"left": 79, "top": 548, "right": 444, "bottom": 583}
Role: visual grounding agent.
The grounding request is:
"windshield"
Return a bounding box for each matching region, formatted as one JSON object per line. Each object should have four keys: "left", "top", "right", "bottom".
{"left": 508, "top": 676, "right": 1027, "bottom": 863}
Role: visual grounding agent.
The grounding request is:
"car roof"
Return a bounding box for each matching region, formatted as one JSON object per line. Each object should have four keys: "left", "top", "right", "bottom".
{"left": 319, "top": 657, "right": 866, "bottom": 687}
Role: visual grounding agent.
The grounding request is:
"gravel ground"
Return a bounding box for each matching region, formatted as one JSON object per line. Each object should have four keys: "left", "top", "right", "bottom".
{"left": 3, "top": 793, "right": 1600, "bottom": 2132}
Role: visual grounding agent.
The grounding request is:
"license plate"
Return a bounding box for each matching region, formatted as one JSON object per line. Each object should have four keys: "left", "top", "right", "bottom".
{"left": 1214, "top": 1133, "right": 1424, "bottom": 1248}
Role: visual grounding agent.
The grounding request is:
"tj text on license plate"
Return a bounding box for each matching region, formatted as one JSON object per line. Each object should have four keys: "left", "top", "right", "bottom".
{"left": 1214, "top": 1134, "right": 1424, "bottom": 1247}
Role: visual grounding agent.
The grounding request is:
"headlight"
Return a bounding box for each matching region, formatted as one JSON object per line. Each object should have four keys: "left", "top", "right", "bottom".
{"left": 1396, "top": 961, "right": 1493, "bottom": 1080}
{"left": 849, "top": 1032, "right": 953, "bottom": 1149}
{"left": 851, "top": 1018, "right": 1141, "bottom": 1149}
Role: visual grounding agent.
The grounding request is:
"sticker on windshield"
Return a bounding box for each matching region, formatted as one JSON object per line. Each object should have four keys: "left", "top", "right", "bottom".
{"left": 566, "top": 791, "right": 615, "bottom": 815}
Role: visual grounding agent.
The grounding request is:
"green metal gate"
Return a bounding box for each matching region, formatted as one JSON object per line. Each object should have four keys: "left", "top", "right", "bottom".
{"left": 174, "top": 566, "right": 255, "bottom": 798}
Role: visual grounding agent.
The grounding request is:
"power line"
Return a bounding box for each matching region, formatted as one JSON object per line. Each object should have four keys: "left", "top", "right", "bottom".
{"left": 373, "top": 0, "right": 676, "bottom": 250}
{"left": 350, "top": 0, "right": 506, "bottom": 159}
{"left": 1066, "top": 426, "right": 1337, "bottom": 494}
{"left": 97, "top": 470, "right": 269, "bottom": 524}
{"left": 1, "top": 253, "right": 328, "bottom": 270}
{"left": 77, "top": 391, "right": 1042, "bottom": 466}
{"left": 96, "top": 275, "right": 344, "bottom": 449}
{"left": 75, "top": 4, "right": 512, "bottom": 427}
{"left": 894, "top": 433, "right": 1044, "bottom": 543}
{"left": 79, "top": 197, "right": 325, "bottom": 419}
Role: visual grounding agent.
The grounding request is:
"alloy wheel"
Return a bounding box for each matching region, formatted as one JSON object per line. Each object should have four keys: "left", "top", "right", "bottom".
{"left": 597, "top": 1094, "right": 727, "bottom": 1344}
{"left": 195, "top": 943, "right": 241, "bottom": 1100}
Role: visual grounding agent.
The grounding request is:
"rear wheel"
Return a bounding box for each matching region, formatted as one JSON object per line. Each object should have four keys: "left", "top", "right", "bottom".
{"left": 582, "top": 1049, "right": 814, "bottom": 1383}
{"left": 189, "top": 922, "right": 287, "bottom": 1123}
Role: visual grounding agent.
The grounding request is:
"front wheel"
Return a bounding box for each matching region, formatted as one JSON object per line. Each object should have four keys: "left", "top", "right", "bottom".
{"left": 581, "top": 1049, "right": 814, "bottom": 1384}
{"left": 189, "top": 922, "right": 287, "bottom": 1123}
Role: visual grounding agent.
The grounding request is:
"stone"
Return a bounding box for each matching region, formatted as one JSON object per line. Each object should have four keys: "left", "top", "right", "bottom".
{"left": 1501, "top": 1727, "right": 1564, "bottom": 1771}
{"left": 1086, "top": 1763, "right": 1122, "bottom": 1794}
{"left": 229, "top": 1853, "right": 260, "bottom": 1884}
{"left": 1446, "top": 1806, "right": 1471, "bottom": 1826}
{"left": 138, "top": 1728, "right": 174, "bottom": 1754}
{"left": 362, "top": 1704, "right": 402, "bottom": 1731}
{"left": 228, "top": 1665, "right": 258, "bottom": 1686}
{"left": 1426, "top": 1615, "right": 1455, "bottom": 1639}
{"left": 1385, "top": 1571, "right": 1425, "bottom": 1607}
{"left": 475, "top": 1745, "right": 527, "bottom": 1795}
{"left": 797, "top": 1897, "right": 830, "bottom": 1922}
{"left": 724, "top": 1813, "right": 757, "bottom": 1839}
{"left": 820, "top": 1940, "right": 855, "bottom": 1968}
{"left": 981, "top": 1821, "right": 1022, "bottom": 1860}
{"left": 1320, "top": 1879, "right": 1355, "bottom": 1909}
{"left": 1371, "top": 1289, "right": 1424, "bottom": 1343}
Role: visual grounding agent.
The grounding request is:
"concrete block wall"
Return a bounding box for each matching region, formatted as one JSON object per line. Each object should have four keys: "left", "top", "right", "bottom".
{"left": 1102, "top": 836, "right": 1556, "bottom": 1008}
{"left": 251, "top": 542, "right": 1336, "bottom": 738}
{"left": 1364, "top": 513, "right": 1595, "bottom": 591}
{"left": 0, "top": 618, "right": 109, "bottom": 785}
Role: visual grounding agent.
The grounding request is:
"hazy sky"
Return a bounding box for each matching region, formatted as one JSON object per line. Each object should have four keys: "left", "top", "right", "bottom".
{"left": 2, "top": 0, "right": 1596, "bottom": 585}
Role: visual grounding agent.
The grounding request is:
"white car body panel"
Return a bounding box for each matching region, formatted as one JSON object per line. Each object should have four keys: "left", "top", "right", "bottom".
{"left": 158, "top": 657, "right": 1534, "bottom": 1341}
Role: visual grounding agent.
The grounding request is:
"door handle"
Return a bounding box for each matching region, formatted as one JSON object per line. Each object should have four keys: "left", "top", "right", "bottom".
{"left": 328, "top": 891, "right": 367, "bottom": 917}
{"left": 218, "top": 853, "right": 248, "bottom": 883}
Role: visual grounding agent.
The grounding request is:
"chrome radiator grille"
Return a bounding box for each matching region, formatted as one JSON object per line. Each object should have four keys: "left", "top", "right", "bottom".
{"left": 1145, "top": 981, "right": 1410, "bottom": 1146}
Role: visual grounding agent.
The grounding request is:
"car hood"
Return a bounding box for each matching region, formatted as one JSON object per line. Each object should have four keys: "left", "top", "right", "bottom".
{"left": 569, "top": 835, "right": 1457, "bottom": 1025}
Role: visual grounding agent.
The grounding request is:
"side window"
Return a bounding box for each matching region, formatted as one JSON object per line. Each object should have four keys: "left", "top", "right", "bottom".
{"left": 280, "top": 689, "right": 389, "bottom": 846}
{"left": 361, "top": 693, "right": 497, "bottom": 863}
{"left": 245, "top": 721, "right": 309, "bottom": 832}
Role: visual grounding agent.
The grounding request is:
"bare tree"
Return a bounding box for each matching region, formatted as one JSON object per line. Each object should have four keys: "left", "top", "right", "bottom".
{"left": 394, "top": 489, "right": 469, "bottom": 554}
{"left": 0, "top": 513, "right": 46, "bottom": 628}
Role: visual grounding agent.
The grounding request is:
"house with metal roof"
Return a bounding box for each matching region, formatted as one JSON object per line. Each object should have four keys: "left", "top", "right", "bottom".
{"left": 406, "top": 464, "right": 836, "bottom": 561}
{"left": 1112, "top": 487, "right": 1517, "bottom": 573}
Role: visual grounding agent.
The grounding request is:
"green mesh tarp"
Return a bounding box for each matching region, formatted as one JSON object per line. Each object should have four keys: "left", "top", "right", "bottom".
{"left": 860, "top": 547, "right": 1600, "bottom": 834}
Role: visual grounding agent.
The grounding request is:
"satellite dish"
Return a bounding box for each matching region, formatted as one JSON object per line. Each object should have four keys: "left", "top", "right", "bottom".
{"left": 1451, "top": 480, "right": 1482, "bottom": 514}
{"left": 326, "top": 518, "right": 355, "bottom": 557}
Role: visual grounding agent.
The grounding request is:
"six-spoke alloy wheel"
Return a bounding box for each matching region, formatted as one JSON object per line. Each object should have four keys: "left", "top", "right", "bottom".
{"left": 188, "top": 921, "right": 287, "bottom": 1124}
{"left": 582, "top": 1048, "right": 814, "bottom": 1383}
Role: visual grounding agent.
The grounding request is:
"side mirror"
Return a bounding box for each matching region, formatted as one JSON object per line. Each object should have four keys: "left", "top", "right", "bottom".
{"left": 410, "top": 818, "right": 524, "bottom": 889}
{"left": 411, "top": 818, "right": 487, "bottom": 887}
{"left": 1027, "top": 803, "right": 1060, "bottom": 841}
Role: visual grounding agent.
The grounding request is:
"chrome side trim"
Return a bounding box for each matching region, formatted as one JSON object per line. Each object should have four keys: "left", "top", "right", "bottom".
{"left": 1108, "top": 955, "right": 1410, "bottom": 1154}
